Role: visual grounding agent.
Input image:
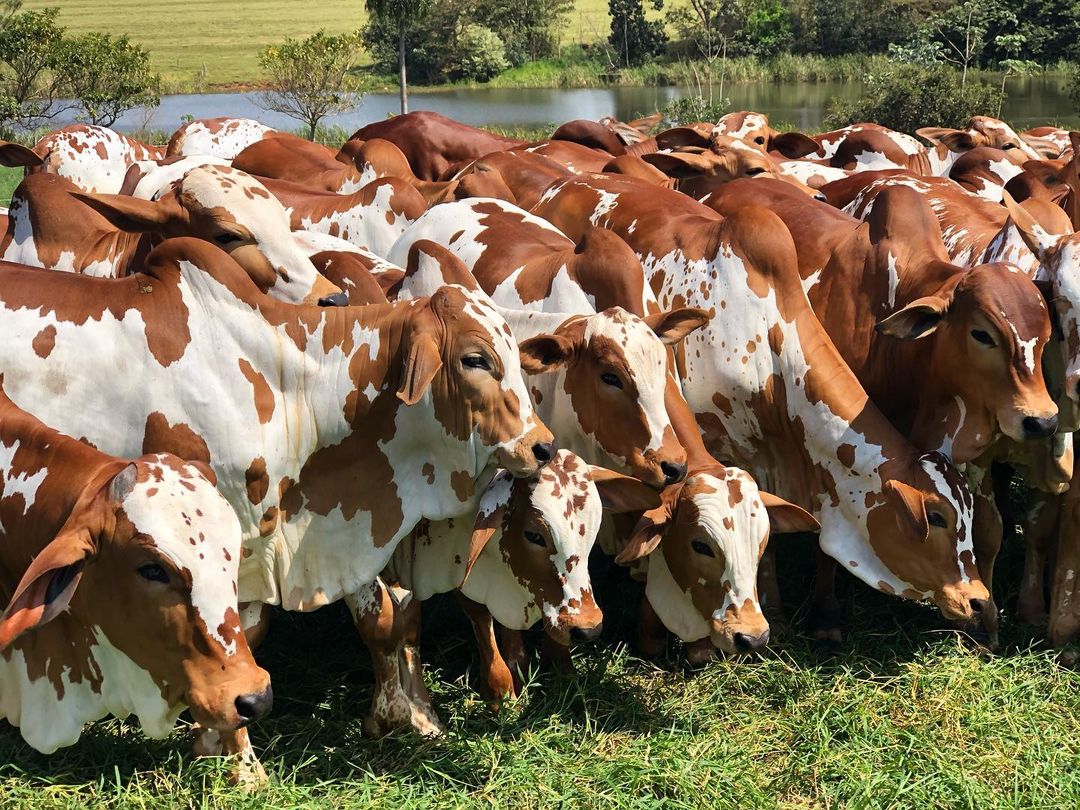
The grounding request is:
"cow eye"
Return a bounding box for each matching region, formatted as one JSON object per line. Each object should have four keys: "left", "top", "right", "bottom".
{"left": 137, "top": 563, "right": 170, "bottom": 583}
{"left": 1002, "top": 143, "right": 1016, "bottom": 150}
{"left": 927, "top": 512, "right": 948, "bottom": 529}
{"left": 462, "top": 354, "right": 491, "bottom": 371}
{"left": 691, "top": 539, "right": 715, "bottom": 557}
{"left": 754, "top": 136, "right": 766, "bottom": 145}
{"left": 214, "top": 232, "right": 243, "bottom": 246}
{"left": 524, "top": 530, "right": 546, "bottom": 547}
{"left": 745, "top": 167, "right": 767, "bottom": 176}
{"left": 600, "top": 371, "right": 623, "bottom": 388}
{"left": 970, "top": 329, "right": 995, "bottom": 346}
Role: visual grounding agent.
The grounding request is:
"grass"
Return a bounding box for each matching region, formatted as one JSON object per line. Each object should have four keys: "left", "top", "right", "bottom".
{"left": 2, "top": 534, "right": 1078, "bottom": 808}
{"left": 0, "top": 166, "right": 20, "bottom": 206}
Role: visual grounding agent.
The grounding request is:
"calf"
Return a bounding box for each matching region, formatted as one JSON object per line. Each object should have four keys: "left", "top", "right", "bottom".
{"left": 2, "top": 166, "right": 344, "bottom": 305}
{"left": 0, "top": 381, "right": 270, "bottom": 763}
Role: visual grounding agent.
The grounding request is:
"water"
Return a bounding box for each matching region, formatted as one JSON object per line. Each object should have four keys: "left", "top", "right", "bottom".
{"left": 53, "top": 75, "right": 1079, "bottom": 136}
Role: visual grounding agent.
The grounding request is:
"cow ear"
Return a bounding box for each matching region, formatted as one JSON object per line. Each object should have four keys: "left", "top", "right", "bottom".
{"left": 759, "top": 491, "right": 820, "bottom": 534}
{"left": 642, "top": 151, "right": 717, "bottom": 179}
{"left": 0, "top": 525, "right": 95, "bottom": 651}
{"left": 397, "top": 334, "right": 443, "bottom": 405}
{"left": 1018, "top": 133, "right": 1061, "bottom": 159}
{"left": 644, "top": 307, "right": 711, "bottom": 345}
{"left": 1002, "top": 190, "right": 1062, "bottom": 260}
{"left": 0, "top": 141, "right": 43, "bottom": 168}
{"left": 916, "top": 127, "right": 978, "bottom": 152}
{"left": 405, "top": 240, "right": 480, "bottom": 291}
{"left": 589, "top": 466, "right": 663, "bottom": 513}
{"left": 875, "top": 294, "right": 951, "bottom": 340}
{"left": 460, "top": 472, "right": 513, "bottom": 587}
{"left": 188, "top": 460, "right": 217, "bottom": 486}
{"left": 769, "top": 131, "right": 820, "bottom": 159}
{"left": 615, "top": 501, "right": 672, "bottom": 564}
{"left": 884, "top": 479, "right": 929, "bottom": 542}
{"left": 71, "top": 191, "right": 182, "bottom": 232}
{"left": 518, "top": 332, "right": 576, "bottom": 374}
{"left": 655, "top": 127, "right": 711, "bottom": 150}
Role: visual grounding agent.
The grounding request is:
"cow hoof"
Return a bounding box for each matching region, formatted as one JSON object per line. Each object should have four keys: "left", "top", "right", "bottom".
{"left": 363, "top": 701, "right": 445, "bottom": 739}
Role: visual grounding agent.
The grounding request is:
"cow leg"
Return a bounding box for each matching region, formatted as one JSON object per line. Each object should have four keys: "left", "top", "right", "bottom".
{"left": 967, "top": 471, "right": 1002, "bottom": 647}
{"left": 397, "top": 593, "right": 442, "bottom": 729}
{"left": 1050, "top": 483, "right": 1080, "bottom": 659}
{"left": 455, "top": 593, "right": 517, "bottom": 707}
{"left": 1018, "top": 491, "right": 1059, "bottom": 626}
{"left": 757, "top": 547, "right": 789, "bottom": 633}
{"left": 348, "top": 581, "right": 444, "bottom": 739}
{"left": 190, "top": 601, "right": 269, "bottom": 788}
{"left": 684, "top": 637, "right": 716, "bottom": 667}
{"left": 807, "top": 548, "right": 842, "bottom": 649}
{"left": 637, "top": 595, "right": 668, "bottom": 657}
{"left": 497, "top": 625, "right": 527, "bottom": 693}
{"left": 539, "top": 633, "right": 575, "bottom": 675}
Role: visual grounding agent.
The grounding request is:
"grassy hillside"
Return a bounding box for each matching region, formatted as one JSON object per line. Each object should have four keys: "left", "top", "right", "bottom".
{"left": 22, "top": 0, "right": 612, "bottom": 88}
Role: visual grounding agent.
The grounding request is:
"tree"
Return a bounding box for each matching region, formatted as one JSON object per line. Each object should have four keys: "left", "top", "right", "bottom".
{"left": 257, "top": 31, "right": 363, "bottom": 140}
{"left": 472, "top": 0, "right": 573, "bottom": 66}
{"left": 365, "top": 0, "right": 432, "bottom": 114}
{"left": 609, "top": 0, "right": 667, "bottom": 68}
{"left": 0, "top": 6, "right": 66, "bottom": 132}
{"left": 55, "top": 33, "right": 160, "bottom": 126}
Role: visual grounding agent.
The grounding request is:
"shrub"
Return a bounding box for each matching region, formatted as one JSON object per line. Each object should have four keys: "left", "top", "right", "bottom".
{"left": 1070, "top": 62, "right": 1080, "bottom": 113}
{"left": 448, "top": 24, "right": 509, "bottom": 82}
{"left": 824, "top": 62, "right": 1003, "bottom": 133}
{"left": 54, "top": 33, "right": 160, "bottom": 126}
{"left": 0, "top": 6, "right": 65, "bottom": 132}
{"left": 609, "top": 0, "right": 667, "bottom": 68}
{"left": 662, "top": 93, "right": 729, "bottom": 125}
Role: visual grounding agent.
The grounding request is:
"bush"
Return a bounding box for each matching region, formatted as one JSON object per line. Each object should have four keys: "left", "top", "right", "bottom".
{"left": 824, "top": 62, "right": 1003, "bottom": 133}
{"left": 609, "top": 0, "right": 667, "bottom": 68}
{"left": 54, "top": 33, "right": 160, "bottom": 126}
{"left": 662, "top": 93, "right": 729, "bottom": 125}
{"left": 472, "top": 0, "right": 572, "bottom": 67}
{"left": 739, "top": 0, "right": 792, "bottom": 58}
{"left": 1070, "top": 62, "right": 1080, "bottom": 113}
{"left": 0, "top": 6, "right": 65, "bottom": 132}
{"left": 448, "top": 24, "right": 509, "bottom": 82}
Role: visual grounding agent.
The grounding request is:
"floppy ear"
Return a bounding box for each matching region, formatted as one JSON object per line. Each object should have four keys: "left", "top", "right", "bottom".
{"left": 615, "top": 499, "right": 672, "bottom": 564}
{"left": 642, "top": 151, "right": 718, "bottom": 179}
{"left": 883, "top": 479, "right": 929, "bottom": 542}
{"left": 71, "top": 190, "right": 183, "bottom": 232}
{"left": 589, "top": 466, "right": 663, "bottom": 513}
{"left": 518, "top": 332, "right": 577, "bottom": 374}
{"left": 916, "top": 127, "right": 979, "bottom": 152}
{"left": 769, "top": 131, "right": 820, "bottom": 159}
{"left": 1002, "top": 190, "right": 1063, "bottom": 260}
{"left": 405, "top": 240, "right": 480, "bottom": 292}
{"left": 460, "top": 472, "right": 513, "bottom": 587}
{"left": 875, "top": 293, "right": 952, "bottom": 340}
{"left": 397, "top": 333, "right": 443, "bottom": 405}
{"left": 1018, "top": 133, "right": 1062, "bottom": 159}
{"left": 655, "top": 127, "right": 711, "bottom": 150}
{"left": 0, "top": 141, "right": 43, "bottom": 168}
{"left": 644, "top": 307, "right": 711, "bottom": 345}
{"left": 759, "top": 491, "right": 819, "bottom": 534}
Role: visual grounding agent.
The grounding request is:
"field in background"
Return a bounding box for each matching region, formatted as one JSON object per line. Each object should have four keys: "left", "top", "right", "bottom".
{"left": 22, "top": 0, "right": 612, "bottom": 88}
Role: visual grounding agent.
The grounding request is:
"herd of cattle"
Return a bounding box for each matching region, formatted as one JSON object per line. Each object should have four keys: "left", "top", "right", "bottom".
{"left": 0, "top": 107, "right": 1077, "bottom": 782}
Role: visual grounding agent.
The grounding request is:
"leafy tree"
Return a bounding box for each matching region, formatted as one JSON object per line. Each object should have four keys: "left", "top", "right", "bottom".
{"left": 365, "top": 0, "right": 432, "bottom": 113}
{"left": 739, "top": 0, "right": 792, "bottom": 57}
{"left": 824, "top": 62, "right": 1003, "bottom": 133}
{"left": 257, "top": 31, "right": 363, "bottom": 140}
{"left": 0, "top": 6, "right": 66, "bottom": 132}
{"left": 55, "top": 33, "right": 160, "bottom": 126}
{"left": 447, "top": 24, "right": 509, "bottom": 81}
{"left": 609, "top": 0, "right": 667, "bottom": 68}
{"left": 472, "top": 0, "right": 573, "bottom": 66}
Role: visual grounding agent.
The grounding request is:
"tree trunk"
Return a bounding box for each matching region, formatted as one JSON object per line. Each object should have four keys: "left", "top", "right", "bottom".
{"left": 309, "top": 118, "right": 317, "bottom": 141}
{"left": 398, "top": 26, "right": 408, "bottom": 115}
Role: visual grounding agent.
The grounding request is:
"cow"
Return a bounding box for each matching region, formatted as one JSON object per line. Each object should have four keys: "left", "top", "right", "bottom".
{"left": 812, "top": 123, "right": 925, "bottom": 161}
{"left": 165, "top": 117, "right": 280, "bottom": 159}
{"left": 710, "top": 111, "right": 821, "bottom": 158}
{"left": 2, "top": 166, "right": 345, "bottom": 306}
{"left": 529, "top": 174, "right": 990, "bottom": 630}
{"left": 0, "top": 236, "right": 556, "bottom": 755}
{"left": 1019, "top": 126, "right": 1073, "bottom": 159}
{"left": 919, "top": 116, "right": 1046, "bottom": 162}
{"left": 31, "top": 125, "right": 165, "bottom": 194}
{"left": 0, "top": 380, "right": 271, "bottom": 773}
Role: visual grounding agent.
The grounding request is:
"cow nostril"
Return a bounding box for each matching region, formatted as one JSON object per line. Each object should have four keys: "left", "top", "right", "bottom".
{"left": 969, "top": 598, "right": 986, "bottom": 614}
{"left": 1022, "top": 415, "right": 1058, "bottom": 438}
{"left": 661, "top": 461, "right": 687, "bottom": 485}
{"left": 733, "top": 633, "right": 753, "bottom": 652}
{"left": 318, "top": 292, "right": 349, "bottom": 307}
{"left": 532, "top": 441, "right": 555, "bottom": 464}
{"left": 733, "top": 630, "right": 769, "bottom": 651}
{"left": 234, "top": 685, "right": 273, "bottom": 725}
{"left": 570, "top": 623, "right": 603, "bottom": 644}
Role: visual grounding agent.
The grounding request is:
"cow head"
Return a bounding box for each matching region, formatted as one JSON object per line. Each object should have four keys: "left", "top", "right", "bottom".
{"left": 711, "top": 112, "right": 820, "bottom": 159}
{"left": 917, "top": 118, "right": 1037, "bottom": 166}
{"left": 876, "top": 261, "right": 1057, "bottom": 454}
{"left": 72, "top": 165, "right": 344, "bottom": 306}
{"left": 405, "top": 284, "right": 556, "bottom": 478}
{"left": 461, "top": 451, "right": 660, "bottom": 644}
{"left": 519, "top": 306, "right": 709, "bottom": 488}
{"left": 618, "top": 467, "right": 817, "bottom": 654}
{"left": 0, "top": 454, "right": 271, "bottom": 735}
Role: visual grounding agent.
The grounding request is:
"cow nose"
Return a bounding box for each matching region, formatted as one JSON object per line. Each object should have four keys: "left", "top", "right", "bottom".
{"left": 969, "top": 598, "right": 987, "bottom": 614}
{"left": 569, "top": 623, "right": 603, "bottom": 644}
{"left": 733, "top": 629, "right": 770, "bottom": 652}
{"left": 234, "top": 685, "right": 273, "bottom": 726}
{"left": 532, "top": 441, "right": 555, "bottom": 464}
{"left": 661, "top": 460, "right": 687, "bottom": 485}
{"left": 1022, "top": 415, "right": 1058, "bottom": 439}
{"left": 318, "top": 292, "right": 349, "bottom": 307}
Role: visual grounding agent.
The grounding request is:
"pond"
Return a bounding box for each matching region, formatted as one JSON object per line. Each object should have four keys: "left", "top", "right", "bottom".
{"left": 53, "top": 74, "right": 1079, "bottom": 136}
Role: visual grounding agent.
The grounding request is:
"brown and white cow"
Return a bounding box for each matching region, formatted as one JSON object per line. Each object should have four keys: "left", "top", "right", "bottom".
{"left": 31, "top": 125, "right": 165, "bottom": 194}
{"left": 529, "top": 174, "right": 989, "bottom": 624}
{"left": 0, "top": 380, "right": 271, "bottom": 758}
{"left": 0, "top": 237, "right": 555, "bottom": 738}
{"left": 2, "top": 166, "right": 344, "bottom": 305}
{"left": 166, "top": 117, "right": 280, "bottom": 159}
{"left": 711, "top": 111, "right": 821, "bottom": 158}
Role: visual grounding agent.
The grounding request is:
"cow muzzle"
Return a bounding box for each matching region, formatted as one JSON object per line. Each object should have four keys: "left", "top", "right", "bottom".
{"left": 186, "top": 664, "right": 273, "bottom": 731}
{"left": 710, "top": 607, "right": 771, "bottom": 655}
{"left": 545, "top": 600, "right": 604, "bottom": 646}
{"left": 498, "top": 423, "right": 556, "bottom": 478}
{"left": 934, "top": 580, "right": 991, "bottom": 622}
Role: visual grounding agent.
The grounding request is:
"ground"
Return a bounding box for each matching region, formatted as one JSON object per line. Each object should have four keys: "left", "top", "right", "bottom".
{"left": 22, "top": 0, "right": 613, "bottom": 88}
{"left": 2, "top": 539, "right": 1077, "bottom": 808}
